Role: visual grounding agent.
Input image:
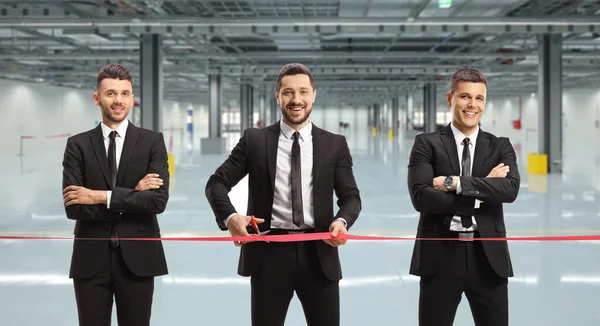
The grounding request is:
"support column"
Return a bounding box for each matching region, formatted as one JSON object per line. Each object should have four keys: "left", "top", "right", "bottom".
{"left": 139, "top": 34, "right": 163, "bottom": 132}
{"left": 406, "top": 94, "right": 414, "bottom": 130}
{"left": 538, "top": 33, "right": 563, "bottom": 173}
{"left": 259, "top": 92, "right": 266, "bottom": 127}
{"left": 270, "top": 96, "right": 279, "bottom": 124}
{"left": 392, "top": 96, "right": 399, "bottom": 137}
{"left": 423, "top": 83, "right": 437, "bottom": 133}
{"left": 201, "top": 74, "right": 225, "bottom": 154}
{"left": 373, "top": 103, "right": 380, "bottom": 131}
{"left": 240, "top": 83, "right": 253, "bottom": 133}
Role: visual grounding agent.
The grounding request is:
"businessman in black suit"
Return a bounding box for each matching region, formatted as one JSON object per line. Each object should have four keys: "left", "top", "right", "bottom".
{"left": 205, "top": 63, "right": 361, "bottom": 326}
{"left": 407, "top": 68, "right": 520, "bottom": 326}
{"left": 62, "top": 64, "right": 169, "bottom": 326}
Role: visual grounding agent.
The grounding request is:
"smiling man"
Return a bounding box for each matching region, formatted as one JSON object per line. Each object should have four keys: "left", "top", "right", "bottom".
{"left": 62, "top": 63, "right": 170, "bottom": 326}
{"left": 406, "top": 68, "right": 520, "bottom": 326}
{"left": 205, "top": 63, "right": 361, "bottom": 326}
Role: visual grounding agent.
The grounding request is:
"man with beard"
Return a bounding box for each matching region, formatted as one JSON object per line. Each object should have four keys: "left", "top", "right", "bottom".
{"left": 205, "top": 63, "right": 361, "bottom": 326}
{"left": 62, "top": 63, "right": 169, "bottom": 326}
{"left": 407, "top": 68, "right": 520, "bottom": 326}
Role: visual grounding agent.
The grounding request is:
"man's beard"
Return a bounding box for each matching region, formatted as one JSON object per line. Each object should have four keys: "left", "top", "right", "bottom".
{"left": 281, "top": 105, "right": 311, "bottom": 125}
{"left": 101, "top": 104, "right": 128, "bottom": 123}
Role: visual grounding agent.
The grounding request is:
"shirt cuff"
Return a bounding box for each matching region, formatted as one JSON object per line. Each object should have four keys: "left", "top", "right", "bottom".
{"left": 106, "top": 191, "right": 112, "bottom": 209}
{"left": 335, "top": 217, "right": 347, "bottom": 228}
{"left": 224, "top": 212, "right": 237, "bottom": 228}
{"left": 456, "top": 177, "right": 462, "bottom": 194}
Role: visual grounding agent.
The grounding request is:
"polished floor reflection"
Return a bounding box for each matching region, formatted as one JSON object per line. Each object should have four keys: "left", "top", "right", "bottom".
{"left": 1, "top": 125, "right": 599, "bottom": 326}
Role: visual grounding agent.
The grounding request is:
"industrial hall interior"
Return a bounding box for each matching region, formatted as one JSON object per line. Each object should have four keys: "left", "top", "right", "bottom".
{"left": 1, "top": 0, "right": 600, "bottom": 325}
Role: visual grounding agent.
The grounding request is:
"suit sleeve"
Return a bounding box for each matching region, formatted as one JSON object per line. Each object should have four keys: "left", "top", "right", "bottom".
{"left": 205, "top": 130, "right": 250, "bottom": 230}
{"left": 109, "top": 132, "right": 170, "bottom": 215}
{"left": 333, "top": 136, "right": 361, "bottom": 229}
{"left": 62, "top": 137, "right": 120, "bottom": 222}
{"left": 407, "top": 134, "right": 475, "bottom": 216}
{"left": 458, "top": 138, "right": 520, "bottom": 203}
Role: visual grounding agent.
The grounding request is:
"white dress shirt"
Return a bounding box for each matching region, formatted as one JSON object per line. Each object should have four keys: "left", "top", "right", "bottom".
{"left": 449, "top": 123, "right": 480, "bottom": 232}
{"left": 270, "top": 120, "right": 315, "bottom": 229}
{"left": 100, "top": 119, "right": 128, "bottom": 208}
{"left": 224, "top": 120, "right": 346, "bottom": 229}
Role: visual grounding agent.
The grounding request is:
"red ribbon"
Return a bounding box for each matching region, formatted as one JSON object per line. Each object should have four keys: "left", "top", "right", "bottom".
{"left": 1, "top": 233, "right": 599, "bottom": 242}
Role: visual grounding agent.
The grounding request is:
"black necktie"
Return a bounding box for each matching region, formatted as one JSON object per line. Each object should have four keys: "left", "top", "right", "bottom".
{"left": 108, "top": 131, "right": 117, "bottom": 188}
{"left": 291, "top": 132, "right": 304, "bottom": 227}
{"left": 107, "top": 130, "right": 119, "bottom": 248}
{"left": 461, "top": 137, "right": 473, "bottom": 228}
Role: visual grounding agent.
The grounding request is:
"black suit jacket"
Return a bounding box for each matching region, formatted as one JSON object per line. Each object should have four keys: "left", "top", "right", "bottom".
{"left": 62, "top": 121, "right": 169, "bottom": 279}
{"left": 407, "top": 124, "right": 520, "bottom": 278}
{"left": 205, "top": 121, "right": 361, "bottom": 281}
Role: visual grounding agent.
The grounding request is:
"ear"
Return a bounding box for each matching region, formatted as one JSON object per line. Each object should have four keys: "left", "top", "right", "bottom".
{"left": 274, "top": 91, "right": 280, "bottom": 106}
{"left": 313, "top": 89, "right": 317, "bottom": 104}
{"left": 446, "top": 91, "right": 453, "bottom": 108}
{"left": 93, "top": 92, "right": 100, "bottom": 106}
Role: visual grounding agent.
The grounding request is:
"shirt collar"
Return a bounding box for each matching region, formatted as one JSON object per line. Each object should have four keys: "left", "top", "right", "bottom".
{"left": 280, "top": 119, "right": 312, "bottom": 140}
{"left": 450, "top": 123, "right": 478, "bottom": 146}
{"left": 100, "top": 119, "right": 129, "bottom": 139}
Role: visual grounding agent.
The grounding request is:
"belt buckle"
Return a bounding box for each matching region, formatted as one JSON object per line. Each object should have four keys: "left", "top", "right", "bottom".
{"left": 458, "top": 232, "right": 474, "bottom": 241}
{"left": 288, "top": 230, "right": 304, "bottom": 234}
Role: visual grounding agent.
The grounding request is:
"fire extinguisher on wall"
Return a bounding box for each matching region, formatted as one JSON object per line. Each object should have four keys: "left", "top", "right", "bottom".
{"left": 512, "top": 96, "right": 522, "bottom": 130}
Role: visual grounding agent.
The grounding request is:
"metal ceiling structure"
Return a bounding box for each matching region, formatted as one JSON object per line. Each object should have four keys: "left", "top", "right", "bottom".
{"left": 0, "top": 0, "right": 599, "bottom": 105}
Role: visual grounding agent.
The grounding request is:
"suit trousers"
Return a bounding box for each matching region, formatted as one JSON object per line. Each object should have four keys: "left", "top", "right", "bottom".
{"left": 418, "top": 232, "right": 508, "bottom": 326}
{"left": 73, "top": 245, "right": 154, "bottom": 326}
{"left": 250, "top": 239, "right": 340, "bottom": 326}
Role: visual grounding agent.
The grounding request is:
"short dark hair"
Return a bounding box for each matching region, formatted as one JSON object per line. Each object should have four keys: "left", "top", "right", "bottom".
{"left": 275, "top": 63, "right": 315, "bottom": 92}
{"left": 450, "top": 68, "right": 487, "bottom": 95}
{"left": 96, "top": 64, "right": 132, "bottom": 90}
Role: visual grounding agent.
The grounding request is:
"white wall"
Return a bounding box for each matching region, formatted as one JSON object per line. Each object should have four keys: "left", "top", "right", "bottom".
{"left": 0, "top": 80, "right": 99, "bottom": 160}
{"left": 309, "top": 104, "right": 370, "bottom": 153}
{"left": 0, "top": 78, "right": 209, "bottom": 172}
{"left": 482, "top": 88, "right": 600, "bottom": 188}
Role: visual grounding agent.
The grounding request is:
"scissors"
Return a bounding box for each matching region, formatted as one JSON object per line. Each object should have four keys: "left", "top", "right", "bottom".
{"left": 250, "top": 215, "right": 270, "bottom": 236}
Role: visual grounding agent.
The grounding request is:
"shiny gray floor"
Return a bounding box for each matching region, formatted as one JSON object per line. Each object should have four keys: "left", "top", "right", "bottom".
{"left": 1, "top": 126, "right": 600, "bottom": 325}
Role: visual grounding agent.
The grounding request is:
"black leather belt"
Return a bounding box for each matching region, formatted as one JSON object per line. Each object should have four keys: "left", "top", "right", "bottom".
{"left": 449, "top": 231, "right": 478, "bottom": 242}
{"left": 268, "top": 228, "right": 315, "bottom": 235}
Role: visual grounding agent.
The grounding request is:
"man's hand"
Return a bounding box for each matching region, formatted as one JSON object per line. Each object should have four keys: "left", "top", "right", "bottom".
{"left": 63, "top": 186, "right": 105, "bottom": 206}
{"left": 487, "top": 163, "right": 510, "bottom": 178}
{"left": 136, "top": 173, "right": 163, "bottom": 191}
{"left": 226, "top": 214, "right": 265, "bottom": 247}
{"left": 433, "top": 176, "right": 446, "bottom": 191}
{"left": 324, "top": 220, "right": 348, "bottom": 247}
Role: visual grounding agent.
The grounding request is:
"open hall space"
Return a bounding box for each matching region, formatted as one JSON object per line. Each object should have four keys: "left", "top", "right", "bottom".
{"left": 1, "top": 1, "right": 600, "bottom": 325}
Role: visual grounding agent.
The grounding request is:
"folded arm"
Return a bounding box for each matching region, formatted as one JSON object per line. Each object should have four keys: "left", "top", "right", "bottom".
{"left": 62, "top": 138, "right": 120, "bottom": 222}
{"left": 109, "top": 132, "right": 170, "bottom": 215}
{"left": 459, "top": 138, "right": 520, "bottom": 203}
{"left": 407, "top": 134, "right": 475, "bottom": 217}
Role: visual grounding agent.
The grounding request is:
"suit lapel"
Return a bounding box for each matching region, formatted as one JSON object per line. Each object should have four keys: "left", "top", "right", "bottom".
{"left": 89, "top": 124, "right": 112, "bottom": 188}
{"left": 472, "top": 130, "right": 489, "bottom": 177}
{"left": 116, "top": 122, "right": 140, "bottom": 185}
{"left": 266, "top": 122, "right": 280, "bottom": 188}
{"left": 440, "top": 124, "right": 460, "bottom": 176}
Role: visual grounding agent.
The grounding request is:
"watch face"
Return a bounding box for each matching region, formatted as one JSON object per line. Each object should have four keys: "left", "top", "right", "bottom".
{"left": 444, "top": 177, "right": 452, "bottom": 187}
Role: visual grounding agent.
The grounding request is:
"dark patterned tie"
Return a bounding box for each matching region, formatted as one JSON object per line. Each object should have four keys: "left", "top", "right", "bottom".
{"left": 108, "top": 131, "right": 119, "bottom": 248}
{"left": 291, "top": 131, "right": 304, "bottom": 227}
{"left": 461, "top": 137, "right": 473, "bottom": 228}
